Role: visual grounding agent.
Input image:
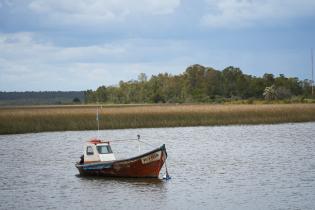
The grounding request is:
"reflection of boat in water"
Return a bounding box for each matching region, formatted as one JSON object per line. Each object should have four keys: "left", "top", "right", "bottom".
{"left": 75, "top": 139, "right": 168, "bottom": 178}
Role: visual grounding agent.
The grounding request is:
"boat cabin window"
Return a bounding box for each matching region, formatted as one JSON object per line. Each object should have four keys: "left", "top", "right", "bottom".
{"left": 97, "top": 145, "right": 113, "bottom": 154}
{"left": 86, "top": 146, "right": 94, "bottom": 155}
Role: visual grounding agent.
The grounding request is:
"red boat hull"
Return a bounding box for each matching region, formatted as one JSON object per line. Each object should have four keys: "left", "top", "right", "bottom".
{"left": 76, "top": 144, "right": 167, "bottom": 178}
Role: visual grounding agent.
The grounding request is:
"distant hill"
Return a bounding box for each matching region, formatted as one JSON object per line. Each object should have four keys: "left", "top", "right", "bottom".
{"left": 0, "top": 91, "right": 85, "bottom": 106}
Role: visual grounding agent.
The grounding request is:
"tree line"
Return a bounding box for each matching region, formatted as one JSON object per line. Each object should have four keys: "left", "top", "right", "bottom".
{"left": 0, "top": 91, "right": 84, "bottom": 105}
{"left": 85, "top": 64, "right": 313, "bottom": 104}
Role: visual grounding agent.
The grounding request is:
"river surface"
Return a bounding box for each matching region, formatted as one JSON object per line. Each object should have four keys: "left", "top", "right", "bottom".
{"left": 0, "top": 123, "right": 315, "bottom": 210}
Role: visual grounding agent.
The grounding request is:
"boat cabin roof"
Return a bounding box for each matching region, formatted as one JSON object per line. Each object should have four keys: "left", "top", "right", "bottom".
{"left": 87, "top": 139, "right": 110, "bottom": 145}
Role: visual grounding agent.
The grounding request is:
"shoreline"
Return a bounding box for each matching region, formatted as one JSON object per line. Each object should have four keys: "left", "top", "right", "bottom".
{"left": 1, "top": 103, "right": 315, "bottom": 135}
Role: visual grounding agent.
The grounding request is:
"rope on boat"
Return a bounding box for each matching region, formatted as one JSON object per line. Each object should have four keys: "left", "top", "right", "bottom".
{"left": 106, "top": 138, "right": 139, "bottom": 142}
{"left": 138, "top": 139, "right": 156, "bottom": 148}
{"left": 137, "top": 135, "right": 171, "bottom": 180}
{"left": 106, "top": 135, "right": 157, "bottom": 148}
{"left": 163, "top": 160, "right": 171, "bottom": 181}
{"left": 137, "top": 134, "right": 141, "bottom": 153}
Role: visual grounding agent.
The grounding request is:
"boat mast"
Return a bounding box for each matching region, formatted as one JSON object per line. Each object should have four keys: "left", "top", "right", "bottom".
{"left": 96, "top": 106, "right": 100, "bottom": 139}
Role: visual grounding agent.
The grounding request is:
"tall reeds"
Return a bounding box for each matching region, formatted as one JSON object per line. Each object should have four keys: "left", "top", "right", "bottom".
{"left": 1, "top": 104, "right": 315, "bottom": 134}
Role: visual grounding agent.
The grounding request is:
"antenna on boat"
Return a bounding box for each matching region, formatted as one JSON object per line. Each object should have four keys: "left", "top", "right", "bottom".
{"left": 96, "top": 106, "right": 100, "bottom": 139}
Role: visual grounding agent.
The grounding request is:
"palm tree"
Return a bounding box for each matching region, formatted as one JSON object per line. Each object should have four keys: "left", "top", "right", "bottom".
{"left": 263, "top": 85, "right": 277, "bottom": 100}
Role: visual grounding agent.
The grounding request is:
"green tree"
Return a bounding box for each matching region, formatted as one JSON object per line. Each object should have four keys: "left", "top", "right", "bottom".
{"left": 275, "top": 86, "right": 292, "bottom": 99}
{"left": 263, "top": 73, "right": 275, "bottom": 87}
{"left": 95, "top": 86, "right": 107, "bottom": 102}
{"left": 73, "top": 97, "right": 81, "bottom": 103}
{"left": 138, "top": 73, "right": 148, "bottom": 83}
{"left": 83, "top": 64, "right": 309, "bottom": 104}
{"left": 84, "top": 89, "right": 96, "bottom": 103}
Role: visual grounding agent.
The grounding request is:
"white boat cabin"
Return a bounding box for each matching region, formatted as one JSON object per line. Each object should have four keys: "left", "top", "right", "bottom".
{"left": 83, "top": 139, "right": 116, "bottom": 163}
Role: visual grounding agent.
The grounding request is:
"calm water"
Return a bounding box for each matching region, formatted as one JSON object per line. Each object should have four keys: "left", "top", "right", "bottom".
{"left": 1, "top": 123, "right": 315, "bottom": 210}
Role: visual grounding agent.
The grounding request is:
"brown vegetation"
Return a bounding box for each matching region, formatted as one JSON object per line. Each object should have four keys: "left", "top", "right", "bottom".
{"left": 1, "top": 104, "right": 315, "bottom": 134}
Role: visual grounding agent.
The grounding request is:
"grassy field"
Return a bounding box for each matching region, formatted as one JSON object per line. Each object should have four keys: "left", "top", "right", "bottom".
{"left": 1, "top": 104, "right": 315, "bottom": 134}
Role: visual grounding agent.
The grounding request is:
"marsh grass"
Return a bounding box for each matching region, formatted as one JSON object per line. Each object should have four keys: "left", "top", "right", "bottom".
{"left": 1, "top": 104, "right": 315, "bottom": 134}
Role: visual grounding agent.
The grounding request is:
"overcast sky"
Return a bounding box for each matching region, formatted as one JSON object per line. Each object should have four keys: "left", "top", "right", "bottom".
{"left": 1, "top": 0, "right": 315, "bottom": 91}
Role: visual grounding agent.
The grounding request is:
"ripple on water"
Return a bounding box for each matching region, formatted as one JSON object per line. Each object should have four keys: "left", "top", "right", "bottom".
{"left": 0, "top": 122, "right": 315, "bottom": 209}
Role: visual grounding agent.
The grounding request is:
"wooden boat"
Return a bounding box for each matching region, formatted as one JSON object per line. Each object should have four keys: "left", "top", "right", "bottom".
{"left": 75, "top": 139, "right": 168, "bottom": 178}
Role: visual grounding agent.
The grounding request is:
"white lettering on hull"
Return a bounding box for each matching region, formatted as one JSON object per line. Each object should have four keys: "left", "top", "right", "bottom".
{"left": 141, "top": 151, "right": 161, "bottom": 164}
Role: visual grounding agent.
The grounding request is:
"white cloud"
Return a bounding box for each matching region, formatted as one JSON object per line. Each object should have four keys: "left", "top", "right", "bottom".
{"left": 0, "top": 32, "right": 310, "bottom": 91}
{"left": 0, "top": 32, "right": 189, "bottom": 91}
{"left": 202, "top": 0, "right": 315, "bottom": 28}
{"left": 0, "top": 32, "right": 126, "bottom": 62}
{"left": 0, "top": 32, "right": 127, "bottom": 90}
{"left": 29, "top": 0, "right": 181, "bottom": 24}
